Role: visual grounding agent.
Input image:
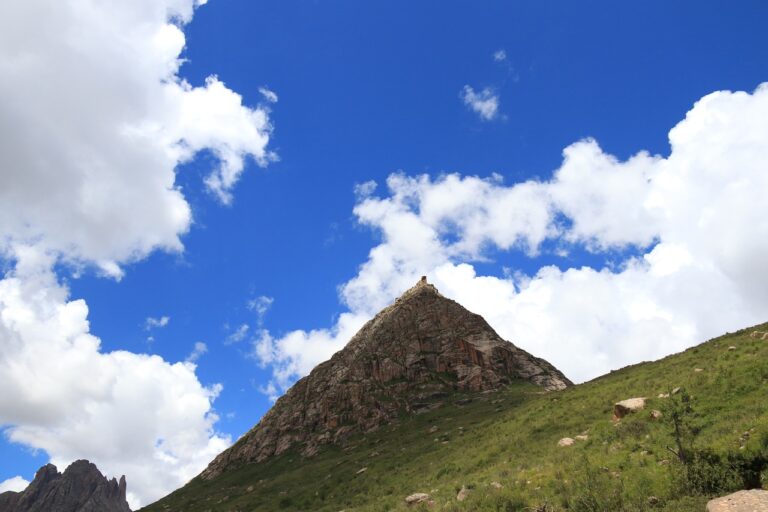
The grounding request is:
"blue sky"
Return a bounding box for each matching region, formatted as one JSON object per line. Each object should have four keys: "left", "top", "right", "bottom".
{"left": 1, "top": 0, "right": 768, "bottom": 506}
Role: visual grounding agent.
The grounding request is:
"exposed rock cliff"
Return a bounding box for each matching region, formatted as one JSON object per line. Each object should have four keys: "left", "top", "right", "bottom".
{"left": 202, "top": 277, "right": 571, "bottom": 479}
{"left": 0, "top": 460, "right": 131, "bottom": 512}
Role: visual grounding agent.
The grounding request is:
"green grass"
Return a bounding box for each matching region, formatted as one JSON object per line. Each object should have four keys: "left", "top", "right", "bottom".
{"left": 142, "top": 323, "right": 768, "bottom": 511}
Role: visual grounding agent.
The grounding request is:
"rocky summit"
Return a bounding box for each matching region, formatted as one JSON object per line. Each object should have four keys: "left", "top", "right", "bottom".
{"left": 0, "top": 460, "right": 131, "bottom": 512}
{"left": 201, "top": 277, "right": 570, "bottom": 479}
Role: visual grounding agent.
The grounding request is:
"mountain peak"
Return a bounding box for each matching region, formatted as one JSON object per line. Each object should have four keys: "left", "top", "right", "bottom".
{"left": 200, "top": 282, "right": 571, "bottom": 479}
{"left": 0, "top": 460, "right": 131, "bottom": 512}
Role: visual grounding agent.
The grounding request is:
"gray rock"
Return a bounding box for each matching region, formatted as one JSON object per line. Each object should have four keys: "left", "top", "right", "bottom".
{"left": 706, "top": 489, "right": 768, "bottom": 511}
{"left": 0, "top": 460, "right": 131, "bottom": 512}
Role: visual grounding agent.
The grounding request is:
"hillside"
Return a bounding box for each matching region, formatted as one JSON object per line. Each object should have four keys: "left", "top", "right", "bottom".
{"left": 142, "top": 321, "right": 768, "bottom": 511}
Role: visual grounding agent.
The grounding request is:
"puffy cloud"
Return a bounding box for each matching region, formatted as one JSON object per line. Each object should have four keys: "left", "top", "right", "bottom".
{"left": 0, "top": 254, "right": 229, "bottom": 508}
{"left": 254, "top": 83, "right": 768, "bottom": 389}
{"left": 0, "top": 0, "right": 274, "bottom": 272}
{"left": 251, "top": 313, "right": 368, "bottom": 396}
{"left": 461, "top": 85, "right": 500, "bottom": 121}
{"left": 0, "top": 0, "right": 277, "bottom": 506}
{"left": 0, "top": 476, "right": 30, "bottom": 493}
{"left": 493, "top": 49, "right": 507, "bottom": 62}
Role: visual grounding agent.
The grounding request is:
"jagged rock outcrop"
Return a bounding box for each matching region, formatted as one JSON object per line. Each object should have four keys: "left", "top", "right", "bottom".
{"left": 202, "top": 277, "right": 571, "bottom": 479}
{"left": 0, "top": 460, "right": 131, "bottom": 512}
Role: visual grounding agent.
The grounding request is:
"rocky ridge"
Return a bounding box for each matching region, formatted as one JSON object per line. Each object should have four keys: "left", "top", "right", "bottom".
{"left": 0, "top": 460, "right": 131, "bottom": 512}
{"left": 201, "top": 277, "right": 570, "bottom": 479}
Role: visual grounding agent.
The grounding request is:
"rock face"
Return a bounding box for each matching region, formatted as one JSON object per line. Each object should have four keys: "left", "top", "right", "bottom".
{"left": 202, "top": 277, "right": 570, "bottom": 479}
{"left": 0, "top": 460, "right": 131, "bottom": 512}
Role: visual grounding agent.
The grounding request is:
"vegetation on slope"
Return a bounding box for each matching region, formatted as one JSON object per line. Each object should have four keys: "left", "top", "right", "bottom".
{"left": 142, "top": 323, "right": 768, "bottom": 511}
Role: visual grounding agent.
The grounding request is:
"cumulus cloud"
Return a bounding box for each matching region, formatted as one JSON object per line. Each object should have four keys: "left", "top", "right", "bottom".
{"left": 254, "top": 83, "right": 768, "bottom": 391}
{"left": 0, "top": 253, "right": 229, "bottom": 508}
{"left": 461, "top": 85, "right": 500, "bottom": 121}
{"left": 0, "top": 0, "right": 274, "bottom": 272}
{"left": 0, "top": 0, "right": 277, "bottom": 506}
{"left": 0, "top": 476, "right": 30, "bottom": 493}
{"left": 493, "top": 49, "right": 507, "bottom": 62}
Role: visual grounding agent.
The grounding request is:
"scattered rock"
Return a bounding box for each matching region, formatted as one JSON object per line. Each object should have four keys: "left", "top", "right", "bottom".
{"left": 613, "top": 397, "right": 646, "bottom": 419}
{"left": 246, "top": 485, "right": 254, "bottom": 492}
{"left": 694, "top": 368, "right": 704, "bottom": 372}
{"left": 356, "top": 467, "right": 368, "bottom": 475}
{"left": 647, "top": 496, "right": 660, "bottom": 506}
{"left": 750, "top": 331, "right": 768, "bottom": 340}
{"left": 706, "top": 489, "right": 768, "bottom": 511}
{"left": 728, "top": 346, "right": 737, "bottom": 351}
{"left": 405, "top": 493, "right": 431, "bottom": 505}
{"left": 671, "top": 387, "right": 681, "bottom": 394}
{"left": 658, "top": 393, "right": 669, "bottom": 398}
{"left": 457, "top": 486, "right": 470, "bottom": 501}
{"left": 575, "top": 434, "right": 589, "bottom": 441}
{"left": 427, "top": 425, "right": 439, "bottom": 434}
{"left": 650, "top": 410, "right": 663, "bottom": 420}
{"left": 490, "top": 481, "right": 503, "bottom": 489}
{"left": 558, "top": 437, "right": 575, "bottom": 447}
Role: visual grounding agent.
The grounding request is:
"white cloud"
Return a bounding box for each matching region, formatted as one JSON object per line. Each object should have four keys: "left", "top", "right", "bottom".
{"left": 247, "top": 295, "right": 274, "bottom": 322}
{"left": 493, "top": 49, "right": 507, "bottom": 62}
{"left": 0, "top": 254, "right": 229, "bottom": 508}
{"left": 0, "top": 0, "right": 274, "bottom": 272}
{"left": 145, "top": 316, "right": 171, "bottom": 330}
{"left": 461, "top": 85, "right": 500, "bottom": 121}
{"left": 0, "top": 476, "right": 29, "bottom": 493}
{"left": 258, "top": 86, "right": 279, "bottom": 103}
{"left": 254, "top": 83, "right": 768, "bottom": 391}
{"left": 0, "top": 0, "right": 277, "bottom": 507}
{"left": 186, "top": 342, "right": 208, "bottom": 363}
{"left": 225, "top": 323, "right": 250, "bottom": 345}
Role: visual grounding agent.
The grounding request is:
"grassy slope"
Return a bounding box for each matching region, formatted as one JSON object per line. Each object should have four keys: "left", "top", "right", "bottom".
{"left": 143, "top": 323, "right": 768, "bottom": 512}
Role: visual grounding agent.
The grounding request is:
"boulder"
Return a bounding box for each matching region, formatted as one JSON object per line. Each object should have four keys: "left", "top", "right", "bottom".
{"left": 405, "top": 493, "right": 431, "bottom": 505}
{"left": 613, "top": 398, "right": 646, "bottom": 419}
{"left": 558, "top": 437, "right": 575, "bottom": 447}
{"left": 706, "top": 489, "right": 768, "bottom": 511}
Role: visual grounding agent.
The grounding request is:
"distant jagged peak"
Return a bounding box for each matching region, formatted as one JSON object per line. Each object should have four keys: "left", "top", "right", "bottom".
{"left": 0, "top": 459, "right": 131, "bottom": 512}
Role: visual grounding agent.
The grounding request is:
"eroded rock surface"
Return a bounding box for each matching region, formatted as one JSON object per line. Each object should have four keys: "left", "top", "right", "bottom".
{"left": 201, "top": 277, "right": 571, "bottom": 479}
{"left": 0, "top": 460, "right": 131, "bottom": 512}
{"left": 706, "top": 489, "right": 768, "bottom": 511}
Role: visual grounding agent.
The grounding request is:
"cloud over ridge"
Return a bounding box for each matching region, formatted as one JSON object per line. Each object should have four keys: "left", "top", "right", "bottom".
{"left": 0, "top": 0, "right": 276, "bottom": 506}
{"left": 255, "top": 83, "right": 768, "bottom": 393}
